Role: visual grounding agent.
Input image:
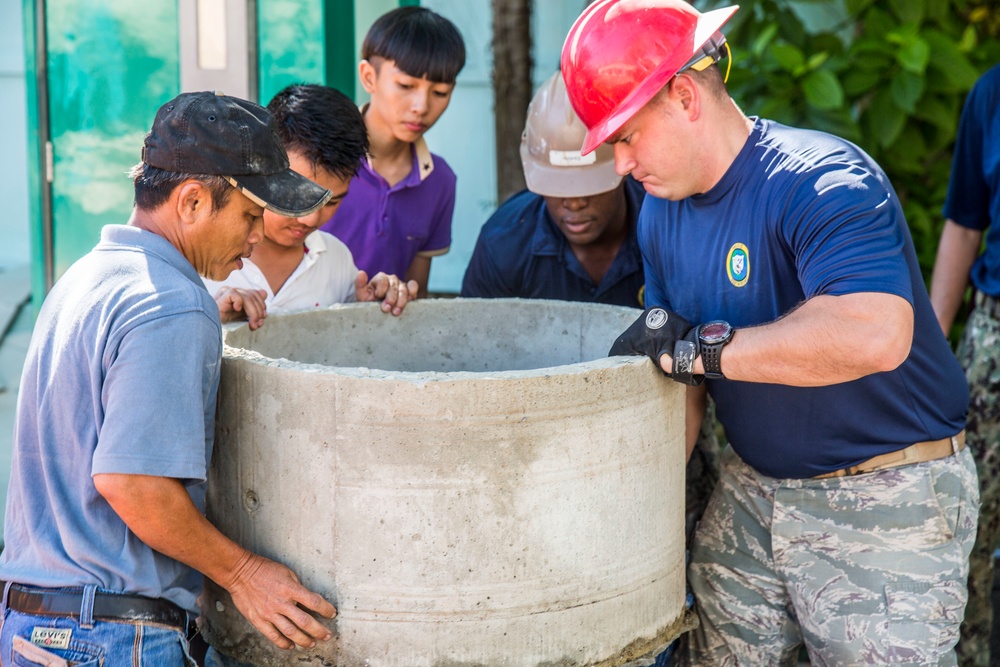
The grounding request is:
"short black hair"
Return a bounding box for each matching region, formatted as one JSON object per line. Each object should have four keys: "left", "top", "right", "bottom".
{"left": 267, "top": 84, "right": 369, "bottom": 182}
{"left": 129, "top": 162, "right": 233, "bottom": 211}
{"left": 362, "top": 6, "right": 466, "bottom": 84}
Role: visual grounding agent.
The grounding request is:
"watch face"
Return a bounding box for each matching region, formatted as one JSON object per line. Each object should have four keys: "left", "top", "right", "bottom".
{"left": 699, "top": 321, "right": 733, "bottom": 344}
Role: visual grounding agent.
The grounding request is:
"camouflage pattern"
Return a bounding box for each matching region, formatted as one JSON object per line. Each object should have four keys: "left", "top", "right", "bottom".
{"left": 688, "top": 445, "right": 979, "bottom": 666}
{"left": 956, "top": 302, "right": 1000, "bottom": 667}
{"left": 686, "top": 396, "right": 722, "bottom": 546}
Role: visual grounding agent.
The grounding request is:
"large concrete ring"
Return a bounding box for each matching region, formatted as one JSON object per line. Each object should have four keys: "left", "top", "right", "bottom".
{"left": 201, "top": 298, "right": 687, "bottom": 667}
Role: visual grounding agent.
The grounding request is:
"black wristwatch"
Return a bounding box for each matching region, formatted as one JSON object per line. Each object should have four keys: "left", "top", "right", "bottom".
{"left": 697, "top": 321, "right": 734, "bottom": 379}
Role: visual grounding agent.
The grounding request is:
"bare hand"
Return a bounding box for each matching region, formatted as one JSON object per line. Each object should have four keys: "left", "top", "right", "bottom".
{"left": 225, "top": 552, "right": 336, "bottom": 650}
{"left": 214, "top": 287, "right": 268, "bottom": 330}
{"left": 354, "top": 270, "right": 419, "bottom": 316}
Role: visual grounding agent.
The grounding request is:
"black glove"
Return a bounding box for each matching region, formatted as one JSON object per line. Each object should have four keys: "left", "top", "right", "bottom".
{"left": 608, "top": 307, "right": 704, "bottom": 385}
{"left": 607, "top": 306, "right": 688, "bottom": 361}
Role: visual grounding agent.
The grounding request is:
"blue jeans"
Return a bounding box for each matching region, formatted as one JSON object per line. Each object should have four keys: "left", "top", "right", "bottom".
{"left": 0, "top": 585, "right": 195, "bottom": 667}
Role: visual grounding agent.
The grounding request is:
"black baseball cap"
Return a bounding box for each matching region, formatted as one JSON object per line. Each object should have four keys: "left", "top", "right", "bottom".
{"left": 141, "top": 91, "right": 332, "bottom": 217}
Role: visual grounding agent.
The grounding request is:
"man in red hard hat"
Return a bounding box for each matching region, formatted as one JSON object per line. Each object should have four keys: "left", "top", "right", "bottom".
{"left": 562, "top": 0, "right": 977, "bottom": 664}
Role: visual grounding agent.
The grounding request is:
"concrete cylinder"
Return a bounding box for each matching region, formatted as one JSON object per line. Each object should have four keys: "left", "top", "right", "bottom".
{"left": 202, "top": 298, "right": 686, "bottom": 667}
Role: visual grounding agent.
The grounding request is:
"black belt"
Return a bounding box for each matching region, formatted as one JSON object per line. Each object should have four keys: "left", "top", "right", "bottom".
{"left": 975, "top": 292, "right": 1000, "bottom": 320}
{"left": 2, "top": 582, "right": 191, "bottom": 633}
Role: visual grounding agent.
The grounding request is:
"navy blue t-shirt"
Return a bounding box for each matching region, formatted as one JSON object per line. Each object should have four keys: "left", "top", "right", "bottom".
{"left": 461, "top": 178, "right": 646, "bottom": 308}
{"left": 641, "top": 118, "right": 967, "bottom": 478}
{"left": 943, "top": 63, "right": 1000, "bottom": 297}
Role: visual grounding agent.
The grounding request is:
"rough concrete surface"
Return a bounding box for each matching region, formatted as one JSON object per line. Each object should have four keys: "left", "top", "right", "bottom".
{"left": 202, "top": 299, "right": 688, "bottom": 667}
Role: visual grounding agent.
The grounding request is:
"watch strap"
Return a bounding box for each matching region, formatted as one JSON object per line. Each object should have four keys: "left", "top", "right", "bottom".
{"left": 701, "top": 341, "right": 725, "bottom": 379}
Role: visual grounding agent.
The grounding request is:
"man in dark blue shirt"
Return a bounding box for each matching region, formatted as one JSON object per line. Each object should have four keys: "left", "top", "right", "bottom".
{"left": 461, "top": 71, "right": 645, "bottom": 308}
{"left": 563, "top": 1, "right": 975, "bottom": 664}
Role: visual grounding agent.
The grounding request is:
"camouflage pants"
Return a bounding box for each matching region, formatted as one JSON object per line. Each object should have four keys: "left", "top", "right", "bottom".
{"left": 956, "top": 301, "right": 1000, "bottom": 667}
{"left": 686, "top": 397, "right": 722, "bottom": 546}
{"left": 689, "top": 445, "right": 979, "bottom": 666}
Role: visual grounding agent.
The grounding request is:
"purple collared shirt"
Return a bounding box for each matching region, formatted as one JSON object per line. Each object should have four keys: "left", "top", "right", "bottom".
{"left": 321, "top": 138, "right": 455, "bottom": 277}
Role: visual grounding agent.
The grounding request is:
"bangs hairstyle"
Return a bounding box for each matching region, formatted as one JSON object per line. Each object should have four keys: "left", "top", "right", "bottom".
{"left": 267, "top": 84, "right": 370, "bottom": 182}
{"left": 362, "top": 6, "right": 466, "bottom": 84}
{"left": 129, "top": 162, "right": 232, "bottom": 211}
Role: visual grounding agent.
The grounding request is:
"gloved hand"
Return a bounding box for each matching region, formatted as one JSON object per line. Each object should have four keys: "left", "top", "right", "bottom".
{"left": 608, "top": 307, "right": 697, "bottom": 373}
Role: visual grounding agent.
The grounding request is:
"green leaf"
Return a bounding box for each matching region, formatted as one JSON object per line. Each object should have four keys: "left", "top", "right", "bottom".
{"left": 770, "top": 42, "right": 806, "bottom": 73}
{"left": 888, "top": 0, "right": 924, "bottom": 25}
{"left": 896, "top": 36, "right": 930, "bottom": 74}
{"left": 845, "top": 0, "right": 875, "bottom": 17}
{"left": 885, "top": 124, "right": 929, "bottom": 169}
{"left": 863, "top": 6, "right": 896, "bottom": 37}
{"left": 803, "top": 69, "right": 845, "bottom": 109}
{"left": 924, "top": 30, "right": 981, "bottom": 91}
{"left": 751, "top": 23, "right": 780, "bottom": 58}
{"left": 805, "top": 52, "right": 830, "bottom": 71}
{"left": 867, "top": 89, "right": 907, "bottom": 147}
{"left": 843, "top": 70, "right": 883, "bottom": 96}
{"left": 912, "top": 94, "right": 957, "bottom": 134}
{"left": 958, "top": 25, "right": 977, "bottom": 52}
{"left": 889, "top": 70, "right": 925, "bottom": 112}
{"left": 924, "top": 0, "right": 949, "bottom": 24}
{"left": 851, "top": 36, "right": 896, "bottom": 55}
{"left": 850, "top": 52, "right": 894, "bottom": 73}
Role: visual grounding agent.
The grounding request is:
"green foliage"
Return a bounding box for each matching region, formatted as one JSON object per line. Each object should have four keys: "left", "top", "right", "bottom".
{"left": 712, "top": 0, "right": 1000, "bottom": 287}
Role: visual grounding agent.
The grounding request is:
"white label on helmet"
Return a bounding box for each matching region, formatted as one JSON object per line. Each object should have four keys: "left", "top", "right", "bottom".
{"left": 549, "top": 149, "right": 597, "bottom": 167}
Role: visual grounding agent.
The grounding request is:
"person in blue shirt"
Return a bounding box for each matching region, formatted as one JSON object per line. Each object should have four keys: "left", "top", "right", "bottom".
{"left": 461, "top": 71, "right": 645, "bottom": 308}
{"left": 0, "top": 92, "right": 338, "bottom": 667}
{"left": 930, "top": 62, "right": 1000, "bottom": 667}
{"left": 562, "top": 1, "right": 976, "bottom": 664}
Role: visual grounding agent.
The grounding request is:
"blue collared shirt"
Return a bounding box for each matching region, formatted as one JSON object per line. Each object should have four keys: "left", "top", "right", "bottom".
{"left": 0, "top": 225, "right": 221, "bottom": 613}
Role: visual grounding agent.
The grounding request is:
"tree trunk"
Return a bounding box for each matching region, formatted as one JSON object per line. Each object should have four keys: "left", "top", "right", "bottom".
{"left": 492, "top": 0, "right": 532, "bottom": 206}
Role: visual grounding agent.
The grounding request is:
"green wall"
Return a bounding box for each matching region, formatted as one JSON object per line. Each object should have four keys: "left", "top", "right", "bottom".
{"left": 25, "top": 0, "right": 414, "bottom": 295}
{"left": 27, "top": 0, "right": 180, "bottom": 294}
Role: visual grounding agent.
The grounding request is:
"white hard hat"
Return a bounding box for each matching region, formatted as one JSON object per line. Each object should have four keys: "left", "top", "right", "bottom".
{"left": 519, "top": 71, "right": 623, "bottom": 198}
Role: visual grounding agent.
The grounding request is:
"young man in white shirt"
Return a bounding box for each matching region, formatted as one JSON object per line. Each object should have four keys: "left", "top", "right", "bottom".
{"left": 204, "top": 84, "right": 418, "bottom": 329}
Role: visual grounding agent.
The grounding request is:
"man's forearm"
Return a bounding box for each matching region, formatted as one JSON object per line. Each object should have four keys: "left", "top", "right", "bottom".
{"left": 684, "top": 292, "right": 914, "bottom": 387}
{"left": 93, "top": 473, "right": 250, "bottom": 589}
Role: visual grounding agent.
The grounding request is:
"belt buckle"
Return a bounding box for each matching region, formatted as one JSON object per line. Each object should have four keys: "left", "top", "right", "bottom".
{"left": 951, "top": 435, "right": 960, "bottom": 456}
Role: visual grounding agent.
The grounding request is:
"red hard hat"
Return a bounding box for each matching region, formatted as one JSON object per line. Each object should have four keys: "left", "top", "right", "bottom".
{"left": 561, "top": 0, "right": 739, "bottom": 155}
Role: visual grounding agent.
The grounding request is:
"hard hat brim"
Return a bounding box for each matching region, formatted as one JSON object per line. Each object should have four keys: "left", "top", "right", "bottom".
{"left": 522, "top": 157, "right": 623, "bottom": 199}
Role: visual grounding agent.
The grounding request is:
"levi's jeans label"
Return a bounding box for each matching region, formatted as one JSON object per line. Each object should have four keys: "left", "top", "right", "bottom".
{"left": 30, "top": 627, "right": 72, "bottom": 649}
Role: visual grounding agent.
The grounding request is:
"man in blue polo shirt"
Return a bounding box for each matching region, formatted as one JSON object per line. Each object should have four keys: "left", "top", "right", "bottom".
{"left": 0, "top": 92, "right": 337, "bottom": 666}
{"left": 563, "top": 1, "right": 975, "bottom": 664}
{"left": 461, "top": 71, "right": 645, "bottom": 308}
